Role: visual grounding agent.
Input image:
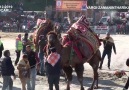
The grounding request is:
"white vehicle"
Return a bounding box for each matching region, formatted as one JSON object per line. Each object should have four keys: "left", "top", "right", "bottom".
{"left": 99, "top": 16, "right": 110, "bottom": 25}
{"left": 94, "top": 16, "right": 116, "bottom": 34}
{"left": 94, "top": 25, "right": 109, "bottom": 34}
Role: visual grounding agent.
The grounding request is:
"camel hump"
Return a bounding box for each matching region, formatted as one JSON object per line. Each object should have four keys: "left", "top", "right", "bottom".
{"left": 64, "top": 15, "right": 101, "bottom": 63}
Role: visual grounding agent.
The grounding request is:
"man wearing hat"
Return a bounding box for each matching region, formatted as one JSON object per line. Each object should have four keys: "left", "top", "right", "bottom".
{"left": 99, "top": 33, "right": 116, "bottom": 70}
{"left": 0, "top": 36, "right": 4, "bottom": 58}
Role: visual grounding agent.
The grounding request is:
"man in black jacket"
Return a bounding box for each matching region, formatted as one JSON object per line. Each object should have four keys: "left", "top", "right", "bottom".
{"left": 25, "top": 45, "right": 39, "bottom": 90}
{"left": 1, "top": 50, "right": 16, "bottom": 90}
{"left": 99, "top": 33, "right": 116, "bottom": 70}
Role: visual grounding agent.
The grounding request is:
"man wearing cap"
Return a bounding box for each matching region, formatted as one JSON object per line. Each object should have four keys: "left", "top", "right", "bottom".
{"left": 25, "top": 45, "right": 39, "bottom": 90}
{"left": 99, "top": 33, "right": 116, "bottom": 70}
{"left": 0, "top": 36, "right": 4, "bottom": 58}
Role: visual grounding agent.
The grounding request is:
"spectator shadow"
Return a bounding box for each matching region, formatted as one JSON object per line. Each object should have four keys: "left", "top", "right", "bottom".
{"left": 13, "top": 87, "right": 21, "bottom": 90}
{"left": 64, "top": 74, "right": 124, "bottom": 90}
{"left": 0, "top": 82, "right": 21, "bottom": 90}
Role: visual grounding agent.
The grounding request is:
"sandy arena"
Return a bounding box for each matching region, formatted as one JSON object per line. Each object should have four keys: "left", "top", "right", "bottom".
{"left": 0, "top": 32, "right": 129, "bottom": 90}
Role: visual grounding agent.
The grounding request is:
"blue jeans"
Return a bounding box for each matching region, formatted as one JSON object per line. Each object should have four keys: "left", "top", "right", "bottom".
{"left": 2, "top": 76, "right": 13, "bottom": 90}
{"left": 27, "top": 67, "right": 37, "bottom": 90}
{"left": 38, "top": 52, "right": 45, "bottom": 74}
{"left": 99, "top": 50, "right": 112, "bottom": 68}
{"left": 22, "top": 45, "right": 26, "bottom": 54}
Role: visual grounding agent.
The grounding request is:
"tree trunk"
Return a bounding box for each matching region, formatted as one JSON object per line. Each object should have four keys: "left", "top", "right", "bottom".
{"left": 67, "top": 11, "right": 74, "bottom": 25}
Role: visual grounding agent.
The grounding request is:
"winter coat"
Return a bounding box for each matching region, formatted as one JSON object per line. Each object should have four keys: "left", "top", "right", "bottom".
{"left": 17, "top": 59, "right": 30, "bottom": 79}
{"left": 1, "top": 56, "right": 15, "bottom": 76}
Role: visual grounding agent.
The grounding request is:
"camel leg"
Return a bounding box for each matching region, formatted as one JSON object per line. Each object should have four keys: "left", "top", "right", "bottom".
{"left": 88, "top": 53, "right": 100, "bottom": 90}
{"left": 63, "top": 66, "right": 73, "bottom": 90}
{"left": 87, "top": 63, "right": 98, "bottom": 90}
{"left": 92, "top": 65, "right": 99, "bottom": 89}
{"left": 60, "top": 69, "right": 67, "bottom": 81}
{"left": 87, "top": 53, "right": 100, "bottom": 90}
{"left": 75, "top": 63, "right": 84, "bottom": 90}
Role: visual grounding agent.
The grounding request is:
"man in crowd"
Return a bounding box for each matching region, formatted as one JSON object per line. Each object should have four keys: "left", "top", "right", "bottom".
{"left": 45, "top": 47, "right": 61, "bottom": 90}
{"left": 99, "top": 33, "right": 116, "bottom": 70}
{"left": 22, "top": 33, "right": 29, "bottom": 53}
{"left": 0, "top": 36, "right": 4, "bottom": 58}
{"left": 38, "top": 35, "right": 46, "bottom": 75}
{"left": 1, "top": 50, "right": 16, "bottom": 90}
{"left": 29, "top": 34, "right": 35, "bottom": 51}
{"left": 15, "top": 34, "right": 23, "bottom": 66}
{"left": 25, "top": 45, "right": 39, "bottom": 90}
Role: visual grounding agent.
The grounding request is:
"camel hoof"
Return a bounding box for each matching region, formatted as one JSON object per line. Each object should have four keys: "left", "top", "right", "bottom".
{"left": 94, "top": 85, "right": 98, "bottom": 89}
{"left": 81, "top": 87, "right": 84, "bottom": 90}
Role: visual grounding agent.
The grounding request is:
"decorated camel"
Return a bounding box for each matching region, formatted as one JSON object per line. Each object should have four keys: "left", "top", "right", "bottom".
{"left": 32, "top": 18, "right": 61, "bottom": 52}
{"left": 45, "top": 15, "right": 101, "bottom": 90}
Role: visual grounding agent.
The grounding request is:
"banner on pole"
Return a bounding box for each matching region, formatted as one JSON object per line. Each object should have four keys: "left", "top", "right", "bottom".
{"left": 56, "top": 0, "right": 87, "bottom": 11}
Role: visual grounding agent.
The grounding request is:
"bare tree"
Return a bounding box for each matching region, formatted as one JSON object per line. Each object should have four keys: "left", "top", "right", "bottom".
{"left": 67, "top": 12, "right": 74, "bottom": 24}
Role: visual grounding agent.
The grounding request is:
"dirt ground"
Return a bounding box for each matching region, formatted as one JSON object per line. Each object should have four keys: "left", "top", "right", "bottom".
{"left": 0, "top": 32, "right": 129, "bottom": 90}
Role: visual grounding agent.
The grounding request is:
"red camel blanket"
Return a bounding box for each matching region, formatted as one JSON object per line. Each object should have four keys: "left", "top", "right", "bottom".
{"left": 64, "top": 15, "right": 100, "bottom": 62}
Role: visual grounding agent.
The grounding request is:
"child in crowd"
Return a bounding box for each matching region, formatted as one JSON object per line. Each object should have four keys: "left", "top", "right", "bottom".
{"left": 45, "top": 47, "right": 61, "bottom": 90}
{"left": 17, "top": 54, "right": 30, "bottom": 90}
{"left": 1, "top": 50, "right": 16, "bottom": 90}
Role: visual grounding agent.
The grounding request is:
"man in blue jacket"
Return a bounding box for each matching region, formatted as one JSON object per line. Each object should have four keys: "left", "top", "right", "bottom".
{"left": 1, "top": 50, "right": 16, "bottom": 90}
{"left": 45, "top": 47, "right": 61, "bottom": 90}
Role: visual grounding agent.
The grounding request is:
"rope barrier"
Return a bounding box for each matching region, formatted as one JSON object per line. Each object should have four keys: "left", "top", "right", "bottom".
{"left": 29, "top": 61, "right": 42, "bottom": 69}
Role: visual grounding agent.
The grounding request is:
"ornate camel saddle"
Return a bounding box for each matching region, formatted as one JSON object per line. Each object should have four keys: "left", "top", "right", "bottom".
{"left": 62, "top": 15, "right": 100, "bottom": 63}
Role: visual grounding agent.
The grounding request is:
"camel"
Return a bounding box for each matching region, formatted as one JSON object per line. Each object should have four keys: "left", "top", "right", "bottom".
{"left": 32, "top": 18, "right": 61, "bottom": 52}
{"left": 45, "top": 31, "right": 101, "bottom": 90}
{"left": 32, "top": 19, "right": 53, "bottom": 52}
